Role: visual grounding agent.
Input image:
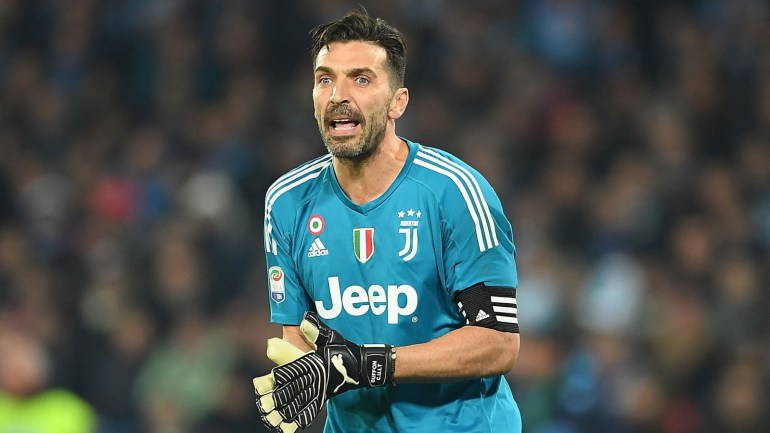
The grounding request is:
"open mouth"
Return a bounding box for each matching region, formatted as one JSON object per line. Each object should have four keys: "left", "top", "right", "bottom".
{"left": 329, "top": 118, "right": 360, "bottom": 130}
{"left": 327, "top": 117, "right": 362, "bottom": 135}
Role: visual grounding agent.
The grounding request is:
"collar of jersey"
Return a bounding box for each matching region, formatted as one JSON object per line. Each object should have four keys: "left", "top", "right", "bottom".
{"left": 327, "top": 138, "right": 418, "bottom": 215}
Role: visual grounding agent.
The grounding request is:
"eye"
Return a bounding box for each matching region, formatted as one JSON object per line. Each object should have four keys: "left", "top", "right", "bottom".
{"left": 317, "top": 76, "right": 332, "bottom": 86}
{"left": 355, "top": 76, "right": 370, "bottom": 85}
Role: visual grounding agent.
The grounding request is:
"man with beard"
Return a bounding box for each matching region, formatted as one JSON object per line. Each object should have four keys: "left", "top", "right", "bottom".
{"left": 254, "top": 9, "right": 521, "bottom": 433}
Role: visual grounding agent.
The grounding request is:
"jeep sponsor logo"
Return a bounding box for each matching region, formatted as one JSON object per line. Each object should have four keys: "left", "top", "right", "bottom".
{"left": 315, "top": 276, "right": 418, "bottom": 324}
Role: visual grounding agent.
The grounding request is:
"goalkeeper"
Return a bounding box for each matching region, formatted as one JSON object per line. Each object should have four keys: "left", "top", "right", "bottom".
{"left": 256, "top": 8, "right": 521, "bottom": 433}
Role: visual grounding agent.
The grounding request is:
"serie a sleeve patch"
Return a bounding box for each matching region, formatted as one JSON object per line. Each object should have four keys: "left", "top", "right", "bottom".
{"left": 454, "top": 283, "right": 519, "bottom": 333}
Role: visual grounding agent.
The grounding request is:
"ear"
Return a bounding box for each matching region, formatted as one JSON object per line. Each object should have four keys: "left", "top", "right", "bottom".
{"left": 388, "top": 88, "right": 409, "bottom": 120}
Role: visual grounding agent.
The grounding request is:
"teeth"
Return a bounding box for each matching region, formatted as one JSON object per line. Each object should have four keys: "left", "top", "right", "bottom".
{"left": 330, "top": 119, "right": 359, "bottom": 130}
{"left": 334, "top": 123, "right": 357, "bottom": 130}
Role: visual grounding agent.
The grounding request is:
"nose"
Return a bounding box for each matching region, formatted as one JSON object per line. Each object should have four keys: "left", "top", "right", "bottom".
{"left": 329, "top": 82, "right": 350, "bottom": 104}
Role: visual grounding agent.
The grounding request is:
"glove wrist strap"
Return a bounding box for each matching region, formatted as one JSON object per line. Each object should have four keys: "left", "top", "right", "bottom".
{"left": 360, "top": 344, "right": 395, "bottom": 387}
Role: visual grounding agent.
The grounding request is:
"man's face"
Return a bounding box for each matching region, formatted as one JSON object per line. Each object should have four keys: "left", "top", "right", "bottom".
{"left": 313, "top": 41, "right": 395, "bottom": 161}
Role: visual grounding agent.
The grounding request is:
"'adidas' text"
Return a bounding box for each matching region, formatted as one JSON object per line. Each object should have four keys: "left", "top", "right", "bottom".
{"left": 308, "top": 238, "right": 329, "bottom": 257}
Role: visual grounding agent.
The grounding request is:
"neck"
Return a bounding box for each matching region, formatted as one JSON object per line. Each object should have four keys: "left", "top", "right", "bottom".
{"left": 333, "top": 133, "right": 408, "bottom": 205}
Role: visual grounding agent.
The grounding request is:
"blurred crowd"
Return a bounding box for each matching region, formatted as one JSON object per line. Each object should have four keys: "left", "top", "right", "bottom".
{"left": 0, "top": 0, "right": 768, "bottom": 432}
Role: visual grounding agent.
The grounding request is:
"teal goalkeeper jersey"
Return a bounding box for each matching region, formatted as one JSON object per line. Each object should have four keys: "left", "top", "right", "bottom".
{"left": 264, "top": 139, "right": 521, "bottom": 433}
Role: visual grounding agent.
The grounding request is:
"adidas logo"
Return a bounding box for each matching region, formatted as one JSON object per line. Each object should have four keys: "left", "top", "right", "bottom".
{"left": 475, "top": 309, "right": 490, "bottom": 322}
{"left": 308, "top": 238, "right": 329, "bottom": 257}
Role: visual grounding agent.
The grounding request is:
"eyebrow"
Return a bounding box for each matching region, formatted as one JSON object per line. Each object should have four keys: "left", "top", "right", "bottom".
{"left": 314, "top": 66, "right": 378, "bottom": 78}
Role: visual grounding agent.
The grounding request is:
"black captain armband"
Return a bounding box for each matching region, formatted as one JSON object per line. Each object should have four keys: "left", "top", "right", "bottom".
{"left": 454, "top": 283, "right": 519, "bottom": 333}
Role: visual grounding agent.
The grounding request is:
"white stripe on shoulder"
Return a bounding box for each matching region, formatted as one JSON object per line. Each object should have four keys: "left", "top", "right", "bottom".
{"left": 419, "top": 147, "right": 499, "bottom": 248}
{"left": 264, "top": 155, "right": 331, "bottom": 254}
{"left": 415, "top": 149, "right": 498, "bottom": 251}
{"left": 265, "top": 154, "right": 332, "bottom": 204}
{"left": 413, "top": 156, "right": 486, "bottom": 252}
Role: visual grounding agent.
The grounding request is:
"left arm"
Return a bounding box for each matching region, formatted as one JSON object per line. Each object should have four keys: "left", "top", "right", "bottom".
{"left": 254, "top": 313, "right": 519, "bottom": 432}
{"left": 393, "top": 326, "right": 519, "bottom": 382}
{"left": 395, "top": 278, "right": 521, "bottom": 381}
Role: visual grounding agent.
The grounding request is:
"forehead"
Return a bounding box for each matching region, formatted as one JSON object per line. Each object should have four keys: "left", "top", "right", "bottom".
{"left": 314, "top": 41, "right": 389, "bottom": 73}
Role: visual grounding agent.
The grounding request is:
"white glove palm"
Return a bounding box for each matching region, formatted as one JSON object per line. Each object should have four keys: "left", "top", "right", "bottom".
{"left": 253, "top": 338, "right": 311, "bottom": 432}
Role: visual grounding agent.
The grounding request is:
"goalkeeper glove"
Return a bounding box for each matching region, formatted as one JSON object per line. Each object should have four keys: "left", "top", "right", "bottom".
{"left": 253, "top": 311, "right": 396, "bottom": 431}
{"left": 300, "top": 310, "right": 396, "bottom": 392}
{"left": 253, "top": 338, "right": 308, "bottom": 432}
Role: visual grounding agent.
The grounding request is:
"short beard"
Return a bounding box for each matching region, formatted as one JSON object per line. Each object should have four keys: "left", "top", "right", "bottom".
{"left": 320, "top": 104, "right": 389, "bottom": 163}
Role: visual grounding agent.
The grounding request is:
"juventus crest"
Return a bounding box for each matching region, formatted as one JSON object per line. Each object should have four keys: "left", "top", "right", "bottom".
{"left": 397, "top": 209, "right": 421, "bottom": 262}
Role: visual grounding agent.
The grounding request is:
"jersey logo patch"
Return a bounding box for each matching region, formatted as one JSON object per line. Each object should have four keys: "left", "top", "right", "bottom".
{"left": 353, "top": 228, "right": 374, "bottom": 263}
{"left": 268, "top": 266, "right": 285, "bottom": 303}
{"left": 397, "top": 209, "right": 421, "bottom": 261}
{"left": 308, "top": 238, "right": 329, "bottom": 257}
{"left": 308, "top": 214, "right": 325, "bottom": 235}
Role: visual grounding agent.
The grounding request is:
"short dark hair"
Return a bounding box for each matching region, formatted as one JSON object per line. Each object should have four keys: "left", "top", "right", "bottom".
{"left": 309, "top": 9, "right": 407, "bottom": 89}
